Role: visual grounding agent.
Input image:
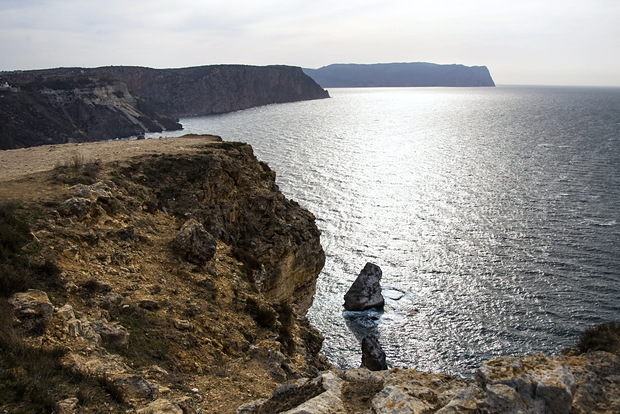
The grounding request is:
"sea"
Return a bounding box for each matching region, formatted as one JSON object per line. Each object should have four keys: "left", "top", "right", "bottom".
{"left": 147, "top": 86, "right": 620, "bottom": 377}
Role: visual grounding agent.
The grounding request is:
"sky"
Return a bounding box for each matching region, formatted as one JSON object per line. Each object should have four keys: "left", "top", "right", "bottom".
{"left": 1, "top": 0, "right": 619, "bottom": 86}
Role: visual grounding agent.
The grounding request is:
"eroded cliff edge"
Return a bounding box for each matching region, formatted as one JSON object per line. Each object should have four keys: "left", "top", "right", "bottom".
{"left": 0, "top": 136, "right": 328, "bottom": 413}
{"left": 0, "top": 65, "right": 329, "bottom": 149}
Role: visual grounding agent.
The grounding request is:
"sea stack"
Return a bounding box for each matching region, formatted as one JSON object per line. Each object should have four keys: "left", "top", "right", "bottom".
{"left": 361, "top": 333, "right": 388, "bottom": 371}
{"left": 343, "top": 262, "right": 384, "bottom": 311}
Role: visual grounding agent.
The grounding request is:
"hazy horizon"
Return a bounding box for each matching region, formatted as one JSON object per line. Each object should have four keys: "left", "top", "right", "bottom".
{"left": 1, "top": 0, "right": 619, "bottom": 87}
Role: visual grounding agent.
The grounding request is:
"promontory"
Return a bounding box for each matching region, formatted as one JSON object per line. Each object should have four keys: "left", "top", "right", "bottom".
{"left": 0, "top": 65, "right": 329, "bottom": 150}
{"left": 303, "top": 62, "right": 495, "bottom": 87}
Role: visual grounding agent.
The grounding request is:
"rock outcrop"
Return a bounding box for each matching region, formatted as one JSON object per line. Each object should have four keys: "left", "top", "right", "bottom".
{"left": 343, "top": 262, "right": 384, "bottom": 311}
{"left": 0, "top": 137, "right": 328, "bottom": 413}
{"left": 0, "top": 65, "right": 329, "bottom": 149}
{"left": 361, "top": 333, "right": 388, "bottom": 371}
{"left": 304, "top": 62, "right": 495, "bottom": 87}
{"left": 238, "top": 350, "right": 620, "bottom": 413}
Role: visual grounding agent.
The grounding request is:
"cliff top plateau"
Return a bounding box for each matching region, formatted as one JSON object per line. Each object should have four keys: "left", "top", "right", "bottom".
{"left": 0, "top": 64, "right": 329, "bottom": 150}
{"left": 303, "top": 62, "right": 495, "bottom": 87}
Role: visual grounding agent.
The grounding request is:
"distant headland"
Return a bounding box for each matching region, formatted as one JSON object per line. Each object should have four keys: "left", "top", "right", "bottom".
{"left": 0, "top": 65, "right": 329, "bottom": 150}
{"left": 303, "top": 62, "right": 495, "bottom": 87}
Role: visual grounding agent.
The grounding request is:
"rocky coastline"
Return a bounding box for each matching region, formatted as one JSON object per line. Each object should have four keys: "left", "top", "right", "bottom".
{"left": 0, "top": 65, "right": 329, "bottom": 150}
{"left": 0, "top": 136, "right": 619, "bottom": 413}
{"left": 0, "top": 136, "right": 329, "bottom": 413}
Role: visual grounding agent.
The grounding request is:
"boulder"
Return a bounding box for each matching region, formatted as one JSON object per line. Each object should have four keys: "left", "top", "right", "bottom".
{"left": 107, "top": 373, "right": 158, "bottom": 403}
{"left": 237, "top": 372, "right": 345, "bottom": 414}
{"left": 8, "top": 289, "right": 53, "bottom": 334}
{"left": 372, "top": 385, "right": 433, "bottom": 413}
{"left": 137, "top": 399, "right": 183, "bottom": 414}
{"left": 343, "top": 262, "right": 384, "bottom": 311}
{"left": 88, "top": 320, "right": 129, "bottom": 349}
{"left": 139, "top": 298, "right": 160, "bottom": 311}
{"left": 72, "top": 182, "right": 113, "bottom": 201}
{"left": 474, "top": 353, "right": 576, "bottom": 414}
{"left": 361, "top": 333, "right": 388, "bottom": 371}
{"left": 57, "top": 197, "right": 97, "bottom": 218}
{"left": 174, "top": 219, "right": 216, "bottom": 264}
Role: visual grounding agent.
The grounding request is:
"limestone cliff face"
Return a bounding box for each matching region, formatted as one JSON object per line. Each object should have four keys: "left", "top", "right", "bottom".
{"left": 0, "top": 137, "right": 329, "bottom": 412}
{"left": 0, "top": 65, "right": 329, "bottom": 149}
{"left": 118, "top": 141, "right": 325, "bottom": 314}
{"left": 94, "top": 65, "right": 330, "bottom": 117}
{"left": 0, "top": 73, "right": 181, "bottom": 149}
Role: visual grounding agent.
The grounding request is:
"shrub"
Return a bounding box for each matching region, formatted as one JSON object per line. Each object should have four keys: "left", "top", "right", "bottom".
{"left": 0, "top": 203, "right": 61, "bottom": 299}
{"left": 118, "top": 305, "right": 176, "bottom": 370}
{"left": 576, "top": 321, "right": 620, "bottom": 356}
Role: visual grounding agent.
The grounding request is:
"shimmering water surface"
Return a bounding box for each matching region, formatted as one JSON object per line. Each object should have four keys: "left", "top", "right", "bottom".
{"left": 149, "top": 86, "right": 620, "bottom": 376}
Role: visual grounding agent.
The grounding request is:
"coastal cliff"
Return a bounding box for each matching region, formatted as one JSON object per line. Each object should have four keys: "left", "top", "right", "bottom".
{"left": 94, "top": 65, "right": 330, "bottom": 117}
{"left": 1, "top": 136, "right": 619, "bottom": 413}
{"left": 303, "top": 62, "right": 495, "bottom": 87}
{"left": 0, "top": 74, "right": 182, "bottom": 149}
{"left": 0, "top": 65, "right": 329, "bottom": 150}
{"left": 0, "top": 136, "right": 328, "bottom": 413}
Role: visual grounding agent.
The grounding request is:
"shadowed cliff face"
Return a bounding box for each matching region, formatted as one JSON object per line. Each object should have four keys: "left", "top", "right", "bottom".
{"left": 0, "top": 65, "right": 329, "bottom": 149}
{"left": 96, "top": 65, "right": 330, "bottom": 117}
{"left": 118, "top": 142, "right": 326, "bottom": 314}
{"left": 0, "top": 74, "right": 182, "bottom": 149}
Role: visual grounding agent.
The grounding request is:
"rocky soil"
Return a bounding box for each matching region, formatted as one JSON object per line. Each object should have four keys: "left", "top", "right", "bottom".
{"left": 0, "top": 135, "right": 328, "bottom": 413}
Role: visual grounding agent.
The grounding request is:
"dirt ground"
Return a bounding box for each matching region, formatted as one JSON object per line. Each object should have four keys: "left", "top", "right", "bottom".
{"left": 0, "top": 135, "right": 222, "bottom": 203}
{"left": 0, "top": 135, "right": 222, "bottom": 183}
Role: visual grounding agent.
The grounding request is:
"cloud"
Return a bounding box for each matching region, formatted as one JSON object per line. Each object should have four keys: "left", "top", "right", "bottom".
{"left": 0, "top": 0, "right": 619, "bottom": 85}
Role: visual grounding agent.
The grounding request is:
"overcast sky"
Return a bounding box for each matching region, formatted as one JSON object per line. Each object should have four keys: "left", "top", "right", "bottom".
{"left": 1, "top": 0, "right": 619, "bottom": 86}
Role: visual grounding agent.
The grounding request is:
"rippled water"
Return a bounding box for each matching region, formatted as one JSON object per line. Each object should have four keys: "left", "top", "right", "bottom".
{"left": 148, "top": 86, "right": 620, "bottom": 376}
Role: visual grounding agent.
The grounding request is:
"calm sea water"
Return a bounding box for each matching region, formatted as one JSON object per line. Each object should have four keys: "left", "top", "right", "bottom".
{"left": 148, "top": 86, "right": 620, "bottom": 377}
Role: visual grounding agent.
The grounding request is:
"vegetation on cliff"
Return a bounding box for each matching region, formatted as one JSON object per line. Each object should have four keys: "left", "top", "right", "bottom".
{"left": 0, "top": 136, "right": 327, "bottom": 413}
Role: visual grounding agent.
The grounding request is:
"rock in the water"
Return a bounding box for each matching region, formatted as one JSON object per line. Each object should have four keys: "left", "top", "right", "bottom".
{"left": 174, "top": 219, "right": 216, "bottom": 264}
{"left": 343, "top": 262, "right": 384, "bottom": 311}
{"left": 361, "top": 333, "right": 388, "bottom": 371}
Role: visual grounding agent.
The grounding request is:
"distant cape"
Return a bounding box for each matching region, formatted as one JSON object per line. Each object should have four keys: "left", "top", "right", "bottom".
{"left": 303, "top": 62, "right": 495, "bottom": 87}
